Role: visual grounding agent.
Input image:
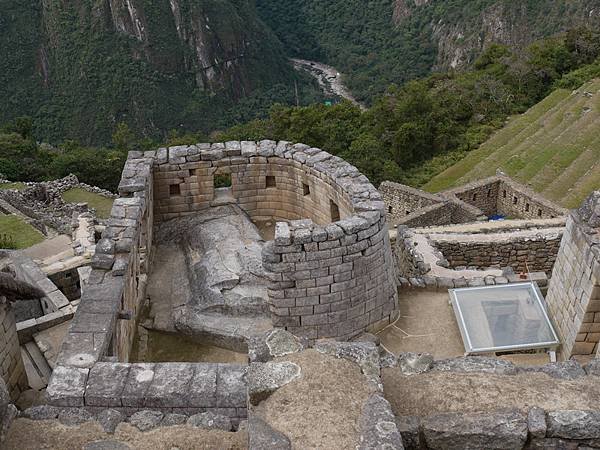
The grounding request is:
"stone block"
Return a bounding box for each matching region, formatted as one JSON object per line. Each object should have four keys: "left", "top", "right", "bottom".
{"left": 145, "top": 363, "right": 196, "bottom": 408}
{"left": 187, "top": 364, "right": 218, "bottom": 408}
{"left": 47, "top": 365, "right": 89, "bottom": 407}
{"left": 85, "top": 363, "right": 130, "bottom": 407}
{"left": 216, "top": 364, "right": 247, "bottom": 408}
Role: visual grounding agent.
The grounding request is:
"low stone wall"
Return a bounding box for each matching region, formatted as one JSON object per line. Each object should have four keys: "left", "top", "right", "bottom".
{"left": 386, "top": 355, "right": 600, "bottom": 449}
{"left": 0, "top": 301, "right": 27, "bottom": 401}
{"left": 393, "top": 226, "right": 430, "bottom": 278}
{"left": 47, "top": 362, "right": 247, "bottom": 425}
{"left": 545, "top": 191, "right": 600, "bottom": 359}
{"left": 431, "top": 228, "right": 563, "bottom": 276}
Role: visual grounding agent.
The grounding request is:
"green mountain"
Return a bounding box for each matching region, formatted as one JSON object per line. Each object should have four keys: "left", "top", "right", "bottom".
{"left": 256, "top": 0, "right": 600, "bottom": 103}
{"left": 423, "top": 78, "right": 600, "bottom": 208}
{"left": 0, "top": 0, "right": 320, "bottom": 145}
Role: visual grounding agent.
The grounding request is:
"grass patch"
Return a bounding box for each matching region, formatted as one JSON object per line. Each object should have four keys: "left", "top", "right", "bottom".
{"left": 0, "top": 182, "right": 26, "bottom": 190}
{"left": 0, "top": 215, "right": 44, "bottom": 249}
{"left": 62, "top": 188, "right": 114, "bottom": 219}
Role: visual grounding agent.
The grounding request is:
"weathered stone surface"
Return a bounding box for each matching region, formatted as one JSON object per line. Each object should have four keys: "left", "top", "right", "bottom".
{"left": 584, "top": 358, "right": 600, "bottom": 376}
{"left": 265, "top": 329, "right": 304, "bottom": 357}
{"left": 314, "top": 341, "right": 380, "bottom": 383}
{"left": 187, "top": 412, "right": 232, "bottom": 431}
{"left": 21, "top": 405, "right": 60, "bottom": 420}
{"left": 379, "top": 347, "right": 397, "bottom": 369}
{"left": 0, "top": 378, "right": 16, "bottom": 443}
{"left": 248, "top": 361, "right": 301, "bottom": 406}
{"left": 249, "top": 415, "right": 291, "bottom": 450}
{"left": 85, "top": 363, "right": 130, "bottom": 407}
{"left": 160, "top": 413, "right": 188, "bottom": 427}
{"left": 358, "top": 394, "right": 404, "bottom": 450}
{"left": 432, "top": 357, "right": 517, "bottom": 375}
{"left": 395, "top": 416, "right": 421, "bottom": 450}
{"left": 58, "top": 408, "right": 93, "bottom": 426}
{"left": 547, "top": 410, "right": 600, "bottom": 439}
{"left": 528, "top": 407, "right": 547, "bottom": 439}
{"left": 96, "top": 409, "right": 124, "bottom": 434}
{"left": 422, "top": 410, "right": 528, "bottom": 450}
{"left": 47, "top": 365, "right": 89, "bottom": 406}
{"left": 520, "top": 361, "right": 586, "bottom": 380}
{"left": 128, "top": 410, "right": 164, "bottom": 432}
{"left": 84, "top": 440, "right": 132, "bottom": 450}
{"left": 216, "top": 364, "right": 247, "bottom": 408}
{"left": 397, "top": 352, "right": 433, "bottom": 375}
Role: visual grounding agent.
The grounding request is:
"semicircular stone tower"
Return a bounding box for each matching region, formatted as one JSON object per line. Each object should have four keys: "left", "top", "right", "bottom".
{"left": 149, "top": 141, "right": 399, "bottom": 341}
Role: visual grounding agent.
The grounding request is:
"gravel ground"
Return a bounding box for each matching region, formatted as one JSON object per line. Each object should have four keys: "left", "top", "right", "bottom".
{"left": 256, "top": 349, "right": 376, "bottom": 450}
{"left": 4, "top": 420, "right": 247, "bottom": 450}
{"left": 383, "top": 369, "right": 600, "bottom": 417}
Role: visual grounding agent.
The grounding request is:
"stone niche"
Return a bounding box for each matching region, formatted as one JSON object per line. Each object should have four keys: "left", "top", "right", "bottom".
{"left": 150, "top": 141, "right": 399, "bottom": 341}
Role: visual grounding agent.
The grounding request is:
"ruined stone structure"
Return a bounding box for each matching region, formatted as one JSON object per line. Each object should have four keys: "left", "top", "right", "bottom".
{"left": 442, "top": 174, "right": 567, "bottom": 220}
{"left": 46, "top": 141, "right": 398, "bottom": 418}
{"left": 381, "top": 174, "right": 567, "bottom": 229}
{"left": 546, "top": 192, "right": 600, "bottom": 359}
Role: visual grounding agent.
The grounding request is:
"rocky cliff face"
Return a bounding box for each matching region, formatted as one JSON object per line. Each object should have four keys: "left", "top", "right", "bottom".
{"left": 394, "top": 0, "right": 600, "bottom": 70}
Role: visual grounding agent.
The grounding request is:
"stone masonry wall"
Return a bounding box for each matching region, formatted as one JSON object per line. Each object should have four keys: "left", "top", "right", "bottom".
{"left": 432, "top": 229, "right": 563, "bottom": 276}
{"left": 379, "top": 181, "right": 442, "bottom": 225}
{"left": 442, "top": 175, "right": 567, "bottom": 220}
{"left": 545, "top": 191, "right": 600, "bottom": 359}
{"left": 0, "top": 301, "right": 27, "bottom": 401}
{"left": 153, "top": 141, "right": 353, "bottom": 224}
{"left": 150, "top": 141, "right": 398, "bottom": 341}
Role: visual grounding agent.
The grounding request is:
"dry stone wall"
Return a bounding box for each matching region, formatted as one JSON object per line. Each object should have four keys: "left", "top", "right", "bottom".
{"left": 546, "top": 191, "right": 600, "bottom": 359}
{"left": 442, "top": 175, "right": 567, "bottom": 220}
{"left": 431, "top": 228, "right": 563, "bottom": 276}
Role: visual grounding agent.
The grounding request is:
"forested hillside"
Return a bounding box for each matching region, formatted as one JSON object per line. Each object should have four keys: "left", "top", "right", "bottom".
{"left": 0, "top": 0, "right": 321, "bottom": 145}
{"left": 423, "top": 79, "right": 600, "bottom": 208}
{"left": 256, "top": 0, "right": 600, "bottom": 103}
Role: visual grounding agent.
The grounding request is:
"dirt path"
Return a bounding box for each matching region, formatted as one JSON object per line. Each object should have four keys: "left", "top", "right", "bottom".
{"left": 291, "top": 58, "right": 366, "bottom": 109}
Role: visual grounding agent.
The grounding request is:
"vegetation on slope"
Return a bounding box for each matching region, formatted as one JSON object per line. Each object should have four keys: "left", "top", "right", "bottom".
{"left": 2, "top": 28, "right": 600, "bottom": 200}
{"left": 61, "top": 189, "right": 114, "bottom": 219}
{"left": 424, "top": 79, "right": 600, "bottom": 207}
{"left": 0, "top": 0, "right": 322, "bottom": 145}
{"left": 256, "top": 0, "right": 600, "bottom": 103}
{"left": 0, "top": 216, "right": 44, "bottom": 249}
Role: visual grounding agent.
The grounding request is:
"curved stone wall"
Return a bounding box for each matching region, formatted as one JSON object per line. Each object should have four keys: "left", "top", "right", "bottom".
{"left": 151, "top": 140, "right": 399, "bottom": 340}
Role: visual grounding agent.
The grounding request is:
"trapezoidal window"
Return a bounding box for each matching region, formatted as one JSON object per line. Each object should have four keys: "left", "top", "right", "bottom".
{"left": 330, "top": 200, "right": 340, "bottom": 222}
{"left": 503, "top": 190, "right": 507, "bottom": 198}
{"left": 169, "top": 184, "right": 181, "bottom": 196}
{"left": 214, "top": 173, "right": 232, "bottom": 188}
{"left": 513, "top": 196, "right": 518, "bottom": 205}
{"left": 388, "top": 206, "right": 393, "bottom": 214}
{"left": 487, "top": 189, "right": 492, "bottom": 198}
{"left": 472, "top": 193, "right": 477, "bottom": 201}
{"left": 538, "top": 209, "right": 543, "bottom": 217}
{"left": 525, "top": 203, "right": 530, "bottom": 212}
{"left": 303, "top": 183, "right": 311, "bottom": 196}
{"left": 266, "top": 176, "right": 276, "bottom": 188}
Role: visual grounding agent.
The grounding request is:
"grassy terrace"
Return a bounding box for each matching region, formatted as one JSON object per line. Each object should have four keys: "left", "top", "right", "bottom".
{"left": 424, "top": 79, "right": 600, "bottom": 208}
{"left": 0, "top": 215, "right": 44, "bottom": 249}
{"left": 0, "top": 182, "right": 26, "bottom": 191}
{"left": 61, "top": 188, "right": 114, "bottom": 219}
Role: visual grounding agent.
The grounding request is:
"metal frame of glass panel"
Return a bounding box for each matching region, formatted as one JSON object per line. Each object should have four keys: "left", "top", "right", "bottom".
{"left": 449, "top": 282, "right": 560, "bottom": 355}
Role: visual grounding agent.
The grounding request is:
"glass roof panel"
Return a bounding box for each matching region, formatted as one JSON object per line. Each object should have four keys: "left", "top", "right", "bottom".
{"left": 450, "top": 283, "right": 559, "bottom": 354}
